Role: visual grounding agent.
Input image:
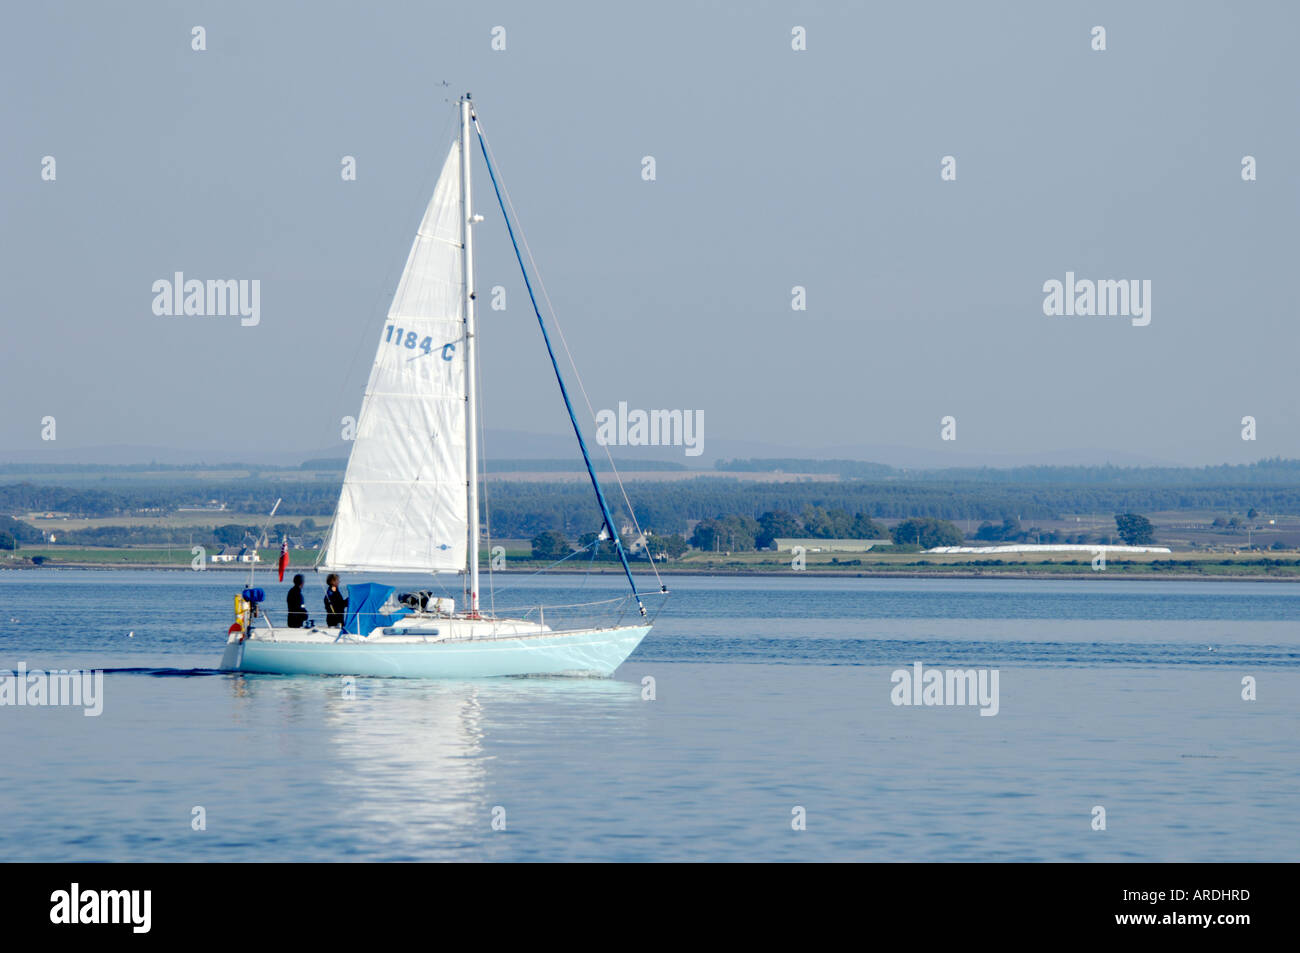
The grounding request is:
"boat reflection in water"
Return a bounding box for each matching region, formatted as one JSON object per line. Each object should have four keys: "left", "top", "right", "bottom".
{"left": 227, "top": 672, "right": 640, "bottom": 859}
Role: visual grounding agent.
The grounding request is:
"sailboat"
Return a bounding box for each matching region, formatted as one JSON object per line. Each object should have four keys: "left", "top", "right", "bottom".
{"left": 220, "top": 95, "right": 665, "bottom": 678}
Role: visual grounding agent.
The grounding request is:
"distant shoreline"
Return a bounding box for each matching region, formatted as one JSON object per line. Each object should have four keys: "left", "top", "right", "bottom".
{"left": 6, "top": 561, "right": 1299, "bottom": 582}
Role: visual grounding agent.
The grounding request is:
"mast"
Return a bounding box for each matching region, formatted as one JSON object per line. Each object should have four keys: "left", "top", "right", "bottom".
{"left": 461, "top": 94, "right": 481, "bottom": 617}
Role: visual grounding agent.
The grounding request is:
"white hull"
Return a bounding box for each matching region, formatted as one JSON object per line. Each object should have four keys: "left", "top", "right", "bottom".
{"left": 219, "top": 619, "right": 651, "bottom": 678}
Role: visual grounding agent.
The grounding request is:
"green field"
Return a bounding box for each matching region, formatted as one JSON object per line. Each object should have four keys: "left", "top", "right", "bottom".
{"left": 8, "top": 545, "right": 1300, "bottom": 579}
{"left": 26, "top": 513, "right": 320, "bottom": 530}
{"left": 4, "top": 548, "right": 322, "bottom": 569}
{"left": 663, "top": 548, "right": 1300, "bottom": 577}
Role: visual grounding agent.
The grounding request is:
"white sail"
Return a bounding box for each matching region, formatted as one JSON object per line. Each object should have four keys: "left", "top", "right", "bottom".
{"left": 322, "top": 142, "right": 468, "bottom": 573}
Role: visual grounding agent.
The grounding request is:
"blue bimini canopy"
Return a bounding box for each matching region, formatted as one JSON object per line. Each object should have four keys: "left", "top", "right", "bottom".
{"left": 341, "top": 583, "right": 411, "bottom": 636}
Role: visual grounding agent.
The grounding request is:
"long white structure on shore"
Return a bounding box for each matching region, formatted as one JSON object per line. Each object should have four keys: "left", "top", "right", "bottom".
{"left": 925, "top": 544, "right": 1172, "bottom": 555}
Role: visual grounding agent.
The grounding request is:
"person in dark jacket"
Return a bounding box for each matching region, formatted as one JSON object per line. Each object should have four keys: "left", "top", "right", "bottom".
{"left": 324, "top": 573, "right": 348, "bottom": 628}
{"left": 286, "top": 574, "right": 308, "bottom": 628}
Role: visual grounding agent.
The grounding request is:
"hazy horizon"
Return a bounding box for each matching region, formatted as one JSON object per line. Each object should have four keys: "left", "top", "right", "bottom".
{"left": 3, "top": 2, "right": 1297, "bottom": 469}
{"left": 0, "top": 437, "right": 1295, "bottom": 473}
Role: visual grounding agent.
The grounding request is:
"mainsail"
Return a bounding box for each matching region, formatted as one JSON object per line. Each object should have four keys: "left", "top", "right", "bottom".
{"left": 321, "top": 142, "right": 469, "bottom": 573}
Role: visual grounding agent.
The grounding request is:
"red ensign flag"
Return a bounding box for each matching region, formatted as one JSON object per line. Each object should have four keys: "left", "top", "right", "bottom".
{"left": 277, "top": 539, "right": 289, "bottom": 582}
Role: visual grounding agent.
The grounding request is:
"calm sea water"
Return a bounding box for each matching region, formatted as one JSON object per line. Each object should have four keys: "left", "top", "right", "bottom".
{"left": 1, "top": 569, "right": 1296, "bottom": 862}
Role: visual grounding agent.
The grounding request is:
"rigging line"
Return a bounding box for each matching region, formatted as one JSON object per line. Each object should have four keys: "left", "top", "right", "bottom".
{"left": 475, "top": 126, "right": 664, "bottom": 591}
{"left": 581, "top": 527, "right": 601, "bottom": 589}
{"left": 472, "top": 117, "right": 645, "bottom": 616}
{"left": 475, "top": 305, "right": 496, "bottom": 619}
{"left": 485, "top": 538, "right": 601, "bottom": 599}
{"left": 474, "top": 122, "right": 666, "bottom": 592}
{"left": 67, "top": 590, "right": 645, "bottom": 619}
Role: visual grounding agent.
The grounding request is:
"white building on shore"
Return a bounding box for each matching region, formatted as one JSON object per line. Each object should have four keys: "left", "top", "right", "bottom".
{"left": 210, "top": 546, "right": 261, "bottom": 564}
{"left": 926, "top": 544, "right": 1171, "bottom": 555}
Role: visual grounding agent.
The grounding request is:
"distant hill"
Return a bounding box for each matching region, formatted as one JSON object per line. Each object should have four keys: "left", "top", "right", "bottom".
{"left": 483, "top": 458, "right": 688, "bottom": 473}
{"left": 299, "top": 457, "right": 689, "bottom": 473}
{"left": 715, "top": 457, "right": 1300, "bottom": 487}
{"left": 719, "top": 459, "right": 898, "bottom": 479}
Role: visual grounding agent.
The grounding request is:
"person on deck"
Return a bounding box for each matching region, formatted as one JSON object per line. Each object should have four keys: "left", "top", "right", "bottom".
{"left": 286, "top": 574, "right": 308, "bottom": 628}
{"left": 324, "top": 573, "right": 348, "bottom": 628}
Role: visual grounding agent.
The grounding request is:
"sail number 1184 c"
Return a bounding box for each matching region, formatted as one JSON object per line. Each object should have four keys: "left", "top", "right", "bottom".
{"left": 384, "top": 325, "right": 456, "bottom": 361}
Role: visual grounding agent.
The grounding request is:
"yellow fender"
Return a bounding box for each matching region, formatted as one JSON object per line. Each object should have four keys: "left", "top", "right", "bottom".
{"left": 234, "top": 596, "right": 250, "bottom": 640}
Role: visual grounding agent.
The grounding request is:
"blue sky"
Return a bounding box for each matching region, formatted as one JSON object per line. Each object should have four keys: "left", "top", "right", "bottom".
{"left": 2, "top": 1, "right": 1296, "bottom": 466}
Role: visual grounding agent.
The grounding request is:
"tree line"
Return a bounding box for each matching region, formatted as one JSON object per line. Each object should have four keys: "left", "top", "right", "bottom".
{"left": 3, "top": 471, "right": 1286, "bottom": 544}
